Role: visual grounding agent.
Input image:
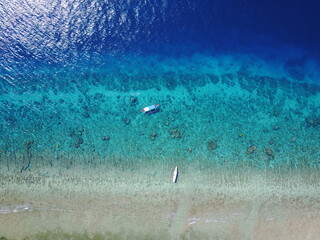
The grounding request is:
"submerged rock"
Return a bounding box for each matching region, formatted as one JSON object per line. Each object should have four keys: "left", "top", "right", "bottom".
{"left": 265, "top": 148, "right": 275, "bottom": 159}
{"left": 24, "top": 140, "right": 34, "bottom": 149}
{"left": 170, "top": 128, "right": 181, "bottom": 139}
{"left": 76, "top": 137, "right": 84, "bottom": 145}
{"left": 123, "top": 118, "right": 131, "bottom": 125}
{"left": 272, "top": 109, "right": 282, "bottom": 117}
{"left": 68, "top": 129, "right": 75, "bottom": 137}
{"left": 273, "top": 125, "right": 280, "bottom": 131}
{"left": 207, "top": 139, "right": 218, "bottom": 151}
{"left": 77, "top": 127, "right": 84, "bottom": 136}
{"left": 82, "top": 111, "right": 90, "bottom": 118}
{"left": 305, "top": 116, "right": 320, "bottom": 127}
{"left": 101, "top": 136, "right": 110, "bottom": 141}
{"left": 94, "top": 92, "right": 105, "bottom": 100}
{"left": 150, "top": 132, "right": 157, "bottom": 141}
{"left": 268, "top": 139, "right": 274, "bottom": 145}
{"left": 129, "top": 96, "right": 138, "bottom": 106}
{"left": 246, "top": 145, "right": 257, "bottom": 154}
{"left": 289, "top": 136, "right": 297, "bottom": 143}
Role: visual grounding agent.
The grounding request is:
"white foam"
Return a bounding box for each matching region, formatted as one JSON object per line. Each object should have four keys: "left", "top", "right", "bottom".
{"left": 187, "top": 217, "right": 227, "bottom": 225}
{"left": 0, "top": 204, "right": 32, "bottom": 214}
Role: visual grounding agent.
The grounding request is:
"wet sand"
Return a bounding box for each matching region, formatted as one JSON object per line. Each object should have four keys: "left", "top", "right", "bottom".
{"left": 1, "top": 165, "right": 320, "bottom": 240}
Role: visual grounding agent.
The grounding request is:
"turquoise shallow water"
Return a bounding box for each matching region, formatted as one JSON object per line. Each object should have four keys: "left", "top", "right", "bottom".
{"left": 1, "top": 53, "right": 319, "bottom": 171}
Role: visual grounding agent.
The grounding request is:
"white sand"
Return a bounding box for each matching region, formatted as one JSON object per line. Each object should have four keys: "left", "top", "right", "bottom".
{"left": 1, "top": 165, "right": 320, "bottom": 239}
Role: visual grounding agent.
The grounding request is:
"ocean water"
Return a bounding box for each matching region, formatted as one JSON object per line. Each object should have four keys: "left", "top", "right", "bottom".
{"left": 1, "top": 1, "right": 320, "bottom": 238}
{"left": 1, "top": 0, "right": 320, "bottom": 171}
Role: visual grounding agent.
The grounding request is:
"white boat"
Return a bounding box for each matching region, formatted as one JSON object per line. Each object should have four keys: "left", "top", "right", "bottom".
{"left": 172, "top": 166, "right": 178, "bottom": 183}
{"left": 141, "top": 104, "right": 160, "bottom": 115}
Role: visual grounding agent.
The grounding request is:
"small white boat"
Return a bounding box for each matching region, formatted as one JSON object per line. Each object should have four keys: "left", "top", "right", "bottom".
{"left": 141, "top": 104, "right": 160, "bottom": 115}
{"left": 172, "top": 166, "right": 178, "bottom": 183}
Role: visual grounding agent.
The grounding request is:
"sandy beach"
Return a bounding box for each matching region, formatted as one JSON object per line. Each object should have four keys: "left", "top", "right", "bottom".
{"left": 1, "top": 164, "right": 320, "bottom": 240}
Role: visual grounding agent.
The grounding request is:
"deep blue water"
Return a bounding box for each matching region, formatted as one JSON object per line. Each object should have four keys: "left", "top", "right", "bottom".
{"left": 1, "top": 0, "right": 320, "bottom": 84}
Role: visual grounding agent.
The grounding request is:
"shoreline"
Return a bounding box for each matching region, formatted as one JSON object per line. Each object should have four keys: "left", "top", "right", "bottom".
{"left": 1, "top": 165, "right": 320, "bottom": 239}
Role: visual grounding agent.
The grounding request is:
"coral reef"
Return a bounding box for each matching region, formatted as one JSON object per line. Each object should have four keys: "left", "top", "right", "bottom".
{"left": 0, "top": 55, "right": 319, "bottom": 171}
